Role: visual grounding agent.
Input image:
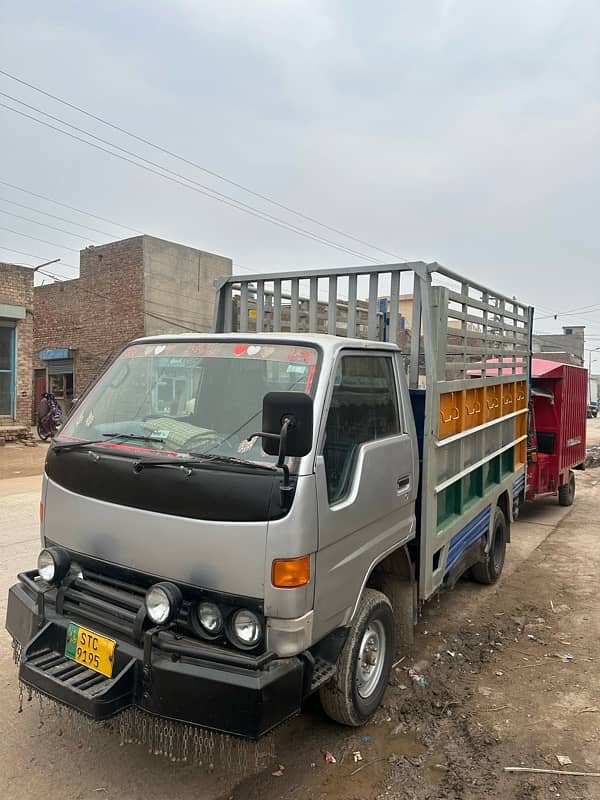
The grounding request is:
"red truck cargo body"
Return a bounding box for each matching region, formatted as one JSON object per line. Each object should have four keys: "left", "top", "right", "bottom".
{"left": 526, "top": 358, "right": 587, "bottom": 501}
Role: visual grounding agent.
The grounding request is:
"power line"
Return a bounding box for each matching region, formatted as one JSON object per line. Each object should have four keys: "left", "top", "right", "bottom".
{"left": 0, "top": 195, "right": 122, "bottom": 238}
{"left": 0, "top": 68, "right": 408, "bottom": 262}
{"left": 0, "top": 95, "right": 383, "bottom": 264}
{"left": 0, "top": 207, "right": 101, "bottom": 242}
{"left": 0, "top": 178, "right": 141, "bottom": 235}
{"left": 0, "top": 224, "right": 81, "bottom": 253}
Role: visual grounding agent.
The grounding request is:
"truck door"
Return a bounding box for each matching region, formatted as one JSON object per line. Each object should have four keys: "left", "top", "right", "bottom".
{"left": 312, "top": 351, "right": 417, "bottom": 641}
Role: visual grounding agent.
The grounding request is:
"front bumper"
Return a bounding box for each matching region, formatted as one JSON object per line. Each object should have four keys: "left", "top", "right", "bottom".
{"left": 6, "top": 574, "right": 304, "bottom": 740}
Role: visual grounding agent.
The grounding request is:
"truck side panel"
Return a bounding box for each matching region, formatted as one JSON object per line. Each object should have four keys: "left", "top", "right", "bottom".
{"left": 559, "top": 365, "right": 587, "bottom": 472}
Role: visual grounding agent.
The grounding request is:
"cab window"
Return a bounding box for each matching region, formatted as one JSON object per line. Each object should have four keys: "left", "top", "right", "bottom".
{"left": 323, "top": 355, "right": 400, "bottom": 503}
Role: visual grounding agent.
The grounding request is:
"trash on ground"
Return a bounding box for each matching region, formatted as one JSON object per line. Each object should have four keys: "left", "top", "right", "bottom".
{"left": 447, "top": 650, "right": 456, "bottom": 657}
{"left": 505, "top": 766, "right": 600, "bottom": 778}
{"left": 271, "top": 765, "right": 285, "bottom": 777}
{"left": 550, "top": 652, "right": 575, "bottom": 662}
{"left": 556, "top": 754, "right": 573, "bottom": 766}
{"left": 309, "top": 762, "right": 316, "bottom": 768}
{"left": 325, "top": 751, "right": 337, "bottom": 764}
{"left": 408, "top": 668, "right": 428, "bottom": 688}
{"left": 353, "top": 751, "right": 363, "bottom": 763}
{"left": 495, "top": 671, "right": 504, "bottom": 677}
{"left": 362, "top": 735, "right": 372, "bottom": 743}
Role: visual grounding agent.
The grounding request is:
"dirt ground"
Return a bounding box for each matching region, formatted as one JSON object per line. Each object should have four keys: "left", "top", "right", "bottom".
{"left": 0, "top": 437, "right": 48, "bottom": 480}
{"left": 1, "top": 421, "right": 600, "bottom": 799}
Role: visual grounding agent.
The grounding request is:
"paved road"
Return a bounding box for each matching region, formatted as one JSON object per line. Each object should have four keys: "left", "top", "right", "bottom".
{"left": 0, "top": 421, "right": 596, "bottom": 799}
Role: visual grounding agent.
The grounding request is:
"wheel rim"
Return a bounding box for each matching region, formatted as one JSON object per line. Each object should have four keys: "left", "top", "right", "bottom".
{"left": 492, "top": 523, "right": 505, "bottom": 572}
{"left": 356, "top": 619, "right": 386, "bottom": 699}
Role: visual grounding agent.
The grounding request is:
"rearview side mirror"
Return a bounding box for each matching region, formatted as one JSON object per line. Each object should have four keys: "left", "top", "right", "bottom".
{"left": 261, "top": 392, "right": 313, "bottom": 458}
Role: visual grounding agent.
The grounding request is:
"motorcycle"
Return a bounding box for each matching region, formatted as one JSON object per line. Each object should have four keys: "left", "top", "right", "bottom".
{"left": 37, "top": 393, "right": 63, "bottom": 441}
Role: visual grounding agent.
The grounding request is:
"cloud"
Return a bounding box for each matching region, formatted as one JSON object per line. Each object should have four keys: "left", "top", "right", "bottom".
{"left": 0, "top": 0, "right": 599, "bottom": 328}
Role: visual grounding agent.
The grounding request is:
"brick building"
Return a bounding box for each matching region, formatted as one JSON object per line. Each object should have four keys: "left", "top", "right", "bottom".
{"left": 0, "top": 262, "right": 34, "bottom": 437}
{"left": 33, "top": 235, "right": 231, "bottom": 411}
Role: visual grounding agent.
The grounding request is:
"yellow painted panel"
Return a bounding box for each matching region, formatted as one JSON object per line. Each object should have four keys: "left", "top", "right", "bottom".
{"left": 439, "top": 390, "right": 463, "bottom": 438}
{"left": 484, "top": 384, "right": 502, "bottom": 422}
{"left": 464, "top": 387, "right": 483, "bottom": 430}
{"left": 515, "top": 381, "right": 527, "bottom": 410}
{"left": 502, "top": 383, "right": 515, "bottom": 415}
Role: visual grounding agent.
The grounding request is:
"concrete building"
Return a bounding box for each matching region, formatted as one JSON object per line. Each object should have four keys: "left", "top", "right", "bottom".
{"left": 0, "top": 262, "right": 34, "bottom": 439}
{"left": 532, "top": 325, "right": 585, "bottom": 366}
{"left": 33, "top": 235, "right": 231, "bottom": 411}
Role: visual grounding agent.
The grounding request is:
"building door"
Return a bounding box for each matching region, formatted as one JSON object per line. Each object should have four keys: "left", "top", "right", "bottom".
{"left": 0, "top": 325, "right": 16, "bottom": 417}
{"left": 34, "top": 369, "right": 47, "bottom": 417}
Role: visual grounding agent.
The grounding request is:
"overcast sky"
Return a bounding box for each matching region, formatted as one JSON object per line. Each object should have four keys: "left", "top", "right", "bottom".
{"left": 1, "top": 1, "right": 599, "bottom": 346}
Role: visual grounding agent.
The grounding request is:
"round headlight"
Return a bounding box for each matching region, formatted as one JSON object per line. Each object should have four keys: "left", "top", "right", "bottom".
{"left": 145, "top": 582, "right": 182, "bottom": 625}
{"left": 37, "top": 547, "right": 70, "bottom": 584}
{"left": 230, "top": 609, "right": 263, "bottom": 649}
{"left": 196, "top": 602, "right": 223, "bottom": 636}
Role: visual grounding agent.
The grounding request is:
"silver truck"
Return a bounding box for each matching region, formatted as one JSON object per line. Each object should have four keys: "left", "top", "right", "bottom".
{"left": 6, "top": 261, "right": 531, "bottom": 742}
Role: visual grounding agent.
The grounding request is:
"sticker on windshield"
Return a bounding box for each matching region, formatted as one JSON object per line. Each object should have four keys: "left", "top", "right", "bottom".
{"left": 152, "top": 429, "right": 171, "bottom": 439}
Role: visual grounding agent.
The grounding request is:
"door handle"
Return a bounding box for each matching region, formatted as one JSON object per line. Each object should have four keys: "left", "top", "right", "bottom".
{"left": 397, "top": 475, "right": 411, "bottom": 493}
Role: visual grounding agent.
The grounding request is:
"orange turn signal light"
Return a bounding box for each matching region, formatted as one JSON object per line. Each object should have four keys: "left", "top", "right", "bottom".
{"left": 272, "top": 555, "right": 311, "bottom": 588}
{"left": 39, "top": 502, "right": 44, "bottom": 524}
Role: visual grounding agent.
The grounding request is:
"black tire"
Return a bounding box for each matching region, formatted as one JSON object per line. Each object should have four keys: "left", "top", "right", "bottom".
{"left": 320, "top": 589, "right": 395, "bottom": 727}
{"left": 36, "top": 420, "right": 51, "bottom": 442}
{"left": 558, "top": 471, "right": 575, "bottom": 506}
{"left": 471, "top": 506, "right": 507, "bottom": 585}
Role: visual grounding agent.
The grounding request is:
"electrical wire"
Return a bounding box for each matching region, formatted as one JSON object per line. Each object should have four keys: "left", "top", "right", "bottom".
{"left": 0, "top": 225, "right": 81, "bottom": 253}
{"left": 0, "top": 96, "right": 384, "bottom": 264}
{"left": 0, "top": 195, "right": 122, "bottom": 238}
{"left": 0, "top": 68, "right": 409, "bottom": 262}
{"left": 0, "top": 179, "right": 140, "bottom": 234}
{"left": 0, "top": 207, "right": 101, "bottom": 242}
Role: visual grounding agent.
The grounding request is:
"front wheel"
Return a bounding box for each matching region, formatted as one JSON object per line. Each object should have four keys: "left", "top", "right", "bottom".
{"left": 320, "top": 589, "right": 394, "bottom": 727}
{"left": 471, "top": 506, "right": 507, "bottom": 585}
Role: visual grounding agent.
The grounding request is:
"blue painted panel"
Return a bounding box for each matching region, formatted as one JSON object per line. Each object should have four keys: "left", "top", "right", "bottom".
{"left": 0, "top": 326, "right": 16, "bottom": 416}
{"left": 512, "top": 473, "right": 525, "bottom": 496}
{"left": 445, "top": 506, "right": 491, "bottom": 575}
{"left": 39, "top": 348, "right": 70, "bottom": 361}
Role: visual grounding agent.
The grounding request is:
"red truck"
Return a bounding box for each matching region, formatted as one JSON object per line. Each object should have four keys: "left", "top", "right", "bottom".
{"left": 526, "top": 358, "right": 587, "bottom": 506}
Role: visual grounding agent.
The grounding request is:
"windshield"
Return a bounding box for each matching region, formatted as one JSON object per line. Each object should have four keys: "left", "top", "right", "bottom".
{"left": 57, "top": 341, "right": 319, "bottom": 464}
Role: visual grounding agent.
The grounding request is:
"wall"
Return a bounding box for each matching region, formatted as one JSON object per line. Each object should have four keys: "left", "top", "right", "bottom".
{"left": 142, "top": 236, "right": 232, "bottom": 336}
{"left": 34, "top": 237, "right": 146, "bottom": 396}
{"left": 0, "top": 262, "right": 34, "bottom": 426}
{"left": 34, "top": 235, "right": 232, "bottom": 400}
{"left": 533, "top": 327, "right": 585, "bottom": 366}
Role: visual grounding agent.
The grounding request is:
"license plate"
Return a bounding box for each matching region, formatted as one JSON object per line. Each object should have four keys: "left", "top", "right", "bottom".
{"left": 65, "top": 623, "right": 116, "bottom": 678}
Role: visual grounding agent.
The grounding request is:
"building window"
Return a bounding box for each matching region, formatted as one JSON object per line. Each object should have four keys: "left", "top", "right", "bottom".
{"left": 0, "top": 325, "right": 16, "bottom": 416}
{"left": 323, "top": 354, "right": 400, "bottom": 503}
{"left": 48, "top": 373, "right": 73, "bottom": 400}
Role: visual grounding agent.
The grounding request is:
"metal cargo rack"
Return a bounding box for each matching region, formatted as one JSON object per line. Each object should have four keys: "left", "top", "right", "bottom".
{"left": 214, "top": 262, "right": 533, "bottom": 599}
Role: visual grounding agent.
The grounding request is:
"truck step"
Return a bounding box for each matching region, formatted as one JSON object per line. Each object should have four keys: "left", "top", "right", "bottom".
{"left": 309, "top": 656, "right": 336, "bottom": 692}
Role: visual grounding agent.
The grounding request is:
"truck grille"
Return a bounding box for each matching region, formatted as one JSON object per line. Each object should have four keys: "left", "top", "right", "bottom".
{"left": 62, "top": 572, "right": 146, "bottom": 640}
{"left": 61, "top": 571, "right": 192, "bottom": 642}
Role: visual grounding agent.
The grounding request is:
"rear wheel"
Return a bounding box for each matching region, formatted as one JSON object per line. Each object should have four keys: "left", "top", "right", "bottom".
{"left": 558, "top": 471, "right": 576, "bottom": 506}
{"left": 320, "top": 589, "right": 394, "bottom": 727}
{"left": 471, "top": 506, "right": 507, "bottom": 585}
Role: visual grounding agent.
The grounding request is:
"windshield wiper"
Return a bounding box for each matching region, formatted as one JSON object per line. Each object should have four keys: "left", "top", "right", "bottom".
{"left": 52, "top": 432, "right": 165, "bottom": 453}
{"left": 133, "top": 453, "right": 276, "bottom": 473}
